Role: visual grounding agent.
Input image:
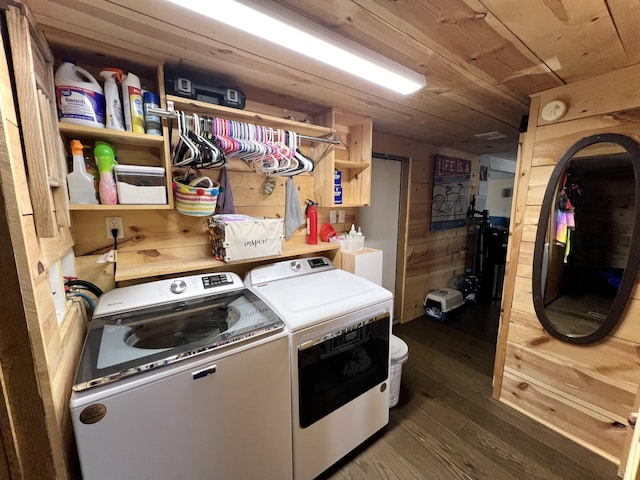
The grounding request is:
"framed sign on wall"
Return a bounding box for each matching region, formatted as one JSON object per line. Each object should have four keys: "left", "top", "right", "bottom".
{"left": 430, "top": 154, "right": 471, "bottom": 231}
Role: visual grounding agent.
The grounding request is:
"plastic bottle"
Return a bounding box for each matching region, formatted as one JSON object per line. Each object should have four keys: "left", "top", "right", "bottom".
{"left": 120, "top": 72, "right": 145, "bottom": 133}
{"left": 66, "top": 140, "right": 98, "bottom": 204}
{"left": 349, "top": 224, "right": 357, "bottom": 238}
{"left": 142, "top": 91, "right": 162, "bottom": 135}
{"left": 94, "top": 141, "right": 118, "bottom": 204}
{"left": 99, "top": 68, "right": 125, "bottom": 131}
{"left": 356, "top": 226, "right": 363, "bottom": 237}
{"left": 54, "top": 60, "right": 105, "bottom": 128}
{"left": 306, "top": 199, "right": 318, "bottom": 245}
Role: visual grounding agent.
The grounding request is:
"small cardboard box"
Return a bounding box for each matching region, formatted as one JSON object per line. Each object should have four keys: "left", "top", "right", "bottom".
{"left": 208, "top": 215, "right": 284, "bottom": 262}
{"left": 114, "top": 165, "right": 166, "bottom": 204}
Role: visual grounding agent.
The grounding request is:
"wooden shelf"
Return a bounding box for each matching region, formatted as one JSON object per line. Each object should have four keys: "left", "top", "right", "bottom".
{"left": 334, "top": 160, "right": 370, "bottom": 173}
{"left": 69, "top": 203, "right": 172, "bottom": 211}
{"left": 59, "top": 123, "right": 165, "bottom": 147}
{"left": 113, "top": 241, "right": 341, "bottom": 283}
{"left": 313, "top": 108, "right": 372, "bottom": 207}
{"left": 167, "top": 95, "right": 335, "bottom": 138}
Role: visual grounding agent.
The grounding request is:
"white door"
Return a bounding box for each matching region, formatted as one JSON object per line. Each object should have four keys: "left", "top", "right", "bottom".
{"left": 358, "top": 156, "right": 402, "bottom": 295}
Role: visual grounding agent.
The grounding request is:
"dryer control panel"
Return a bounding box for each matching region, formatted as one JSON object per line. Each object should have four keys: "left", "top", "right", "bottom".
{"left": 245, "top": 257, "right": 335, "bottom": 286}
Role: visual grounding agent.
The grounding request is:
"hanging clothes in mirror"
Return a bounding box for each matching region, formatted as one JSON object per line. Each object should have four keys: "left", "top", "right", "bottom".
{"left": 555, "top": 166, "right": 581, "bottom": 263}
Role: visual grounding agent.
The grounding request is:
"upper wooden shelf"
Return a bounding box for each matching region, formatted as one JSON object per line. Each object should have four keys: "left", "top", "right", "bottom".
{"left": 113, "top": 241, "right": 341, "bottom": 283}
{"left": 58, "top": 123, "right": 164, "bottom": 147}
{"left": 334, "top": 160, "right": 370, "bottom": 173}
{"left": 68, "top": 204, "right": 172, "bottom": 211}
{"left": 167, "top": 95, "right": 335, "bottom": 138}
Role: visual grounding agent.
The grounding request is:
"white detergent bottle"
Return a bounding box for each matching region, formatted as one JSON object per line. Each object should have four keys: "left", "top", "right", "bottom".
{"left": 99, "top": 68, "right": 125, "bottom": 131}
{"left": 120, "top": 72, "right": 145, "bottom": 133}
{"left": 55, "top": 60, "right": 105, "bottom": 128}
{"left": 67, "top": 140, "right": 98, "bottom": 204}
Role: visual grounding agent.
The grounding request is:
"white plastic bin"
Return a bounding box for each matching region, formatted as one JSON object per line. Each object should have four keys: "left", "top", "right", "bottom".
{"left": 389, "top": 334, "right": 409, "bottom": 408}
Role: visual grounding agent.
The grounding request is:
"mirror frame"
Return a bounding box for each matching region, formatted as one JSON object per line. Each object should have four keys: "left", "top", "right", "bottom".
{"left": 532, "top": 133, "right": 640, "bottom": 344}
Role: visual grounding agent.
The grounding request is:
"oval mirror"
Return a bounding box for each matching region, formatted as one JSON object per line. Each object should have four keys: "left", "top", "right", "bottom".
{"left": 533, "top": 133, "right": 640, "bottom": 344}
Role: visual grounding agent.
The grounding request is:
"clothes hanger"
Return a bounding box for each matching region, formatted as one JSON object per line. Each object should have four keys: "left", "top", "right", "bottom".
{"left": 172, "top": 111, "right": 199, "bottom": 166}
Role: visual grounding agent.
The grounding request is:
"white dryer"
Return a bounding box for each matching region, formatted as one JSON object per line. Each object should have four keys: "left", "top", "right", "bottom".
{"left": 70, "top": 272, "right": 292, "bottom": 480}
{"left": 245, "top": 257, "right": 393, "bottom": 480}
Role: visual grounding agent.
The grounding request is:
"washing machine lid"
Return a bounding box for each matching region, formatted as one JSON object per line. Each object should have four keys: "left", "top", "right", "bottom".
{"left": 246, "top": 257, "right": 393, "bottom": 331}
{"left": 73, "top": 273, "right": 284, "bottom": 392}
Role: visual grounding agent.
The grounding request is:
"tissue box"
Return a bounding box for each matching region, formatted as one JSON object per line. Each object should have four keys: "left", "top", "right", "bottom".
{"left": 330, "top": 235, "right": 365, "bottom": 253}
{"left": 114, "top": 165, "right": 167, "bottom": 204}
{"left": 208, "top": 215, "right": 284, "bottom": 262}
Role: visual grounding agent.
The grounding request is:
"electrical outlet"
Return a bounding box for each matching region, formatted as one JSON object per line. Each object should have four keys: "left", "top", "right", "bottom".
{"left": 105, "top": 217, "right": 124, "bottom": 239}
{"left": 338, "top": 210, "right": 345, "bottom": 224}
{"left": 329, "top": 210, "right": 336, "bottom": 224}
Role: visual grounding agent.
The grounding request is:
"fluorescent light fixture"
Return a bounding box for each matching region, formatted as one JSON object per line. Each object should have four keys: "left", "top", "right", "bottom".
{"left": 166, "top": 0, "right": 426, "bottom": 95}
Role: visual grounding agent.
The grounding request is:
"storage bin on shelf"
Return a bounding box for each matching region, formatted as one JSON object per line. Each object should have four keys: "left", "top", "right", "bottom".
{"left": 114, "top": 165, "right": 167, "bottom": 204}
{"left": 330, "top": 235, "right": 365, "bottom": 253}
{"left": 208, "top": 214, "right": 284, "bottom": 262}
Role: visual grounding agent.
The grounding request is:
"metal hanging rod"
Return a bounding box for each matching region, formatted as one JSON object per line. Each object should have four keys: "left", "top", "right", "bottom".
{"left": 146, "top": 101, "right": 340, "bottom": 145}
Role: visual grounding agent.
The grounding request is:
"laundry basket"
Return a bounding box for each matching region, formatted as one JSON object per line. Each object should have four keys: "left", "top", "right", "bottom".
{"left": 389, "top": 334, "right": 409, "bottom": 408}
{"left": 173, "top": 175, "right": 220, "bottom": 216}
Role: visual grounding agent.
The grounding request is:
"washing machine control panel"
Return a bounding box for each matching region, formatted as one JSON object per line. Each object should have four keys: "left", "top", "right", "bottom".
{"left": 308, "top": 257, "right": 330, "bottom": 269}
{"left": 170, "top": 280, "right": 187, "bottom": 294}
{"left": 202, "top": 273, "right": 233, "bottom": 289}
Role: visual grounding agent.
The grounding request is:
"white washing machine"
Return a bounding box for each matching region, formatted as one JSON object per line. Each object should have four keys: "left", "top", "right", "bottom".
{"left": 70, "top": 272, "right": 292, "bottom": 480}
{"left": 245, "top": 257, "right": 393, "bottom": 480}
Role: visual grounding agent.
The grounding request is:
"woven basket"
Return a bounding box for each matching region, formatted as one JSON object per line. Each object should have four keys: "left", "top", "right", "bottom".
{"left": 173, "top": 175, "right": 219, "bottom": 216}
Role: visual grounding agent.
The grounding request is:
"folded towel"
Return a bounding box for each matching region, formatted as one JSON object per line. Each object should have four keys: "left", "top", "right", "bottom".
{"left": 217, "top": 167, "right": 236, "bottom": 214}
{"left": 285, "top": 177, "right": 304, "bottom": 240}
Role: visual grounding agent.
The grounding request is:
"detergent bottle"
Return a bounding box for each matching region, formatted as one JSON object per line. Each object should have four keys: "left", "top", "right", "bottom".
{"left": 55, "top": 60, "right": 105, "bottom": 128}
{"left": 66, "top": 140, "right": 98, "bottom": 204}
{"left": 99, "top": 68, "right": 125, "bottom": 131}
{"left": 120, "top": 72, "right": 145, "bottom": 133}
{"left": 94, "top": 141, "right": 118, "bottom": 204}
{"left": 142, "top": 91, "right": 162, "bottom": 135}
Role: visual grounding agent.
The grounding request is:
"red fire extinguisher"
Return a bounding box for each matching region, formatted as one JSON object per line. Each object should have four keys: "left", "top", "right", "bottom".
{"left": 306, "top": 199, "right": 318, "bottom": 245}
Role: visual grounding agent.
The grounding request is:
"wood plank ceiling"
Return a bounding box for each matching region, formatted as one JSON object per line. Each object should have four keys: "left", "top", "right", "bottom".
{"left": 23, "top": 0, "right": 640, "bottom": 155}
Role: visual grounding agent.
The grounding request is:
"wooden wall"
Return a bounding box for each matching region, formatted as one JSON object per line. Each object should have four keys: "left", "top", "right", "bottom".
{"left": 0, "top": 5, "right": 82, "bottom": 477}
{"left": 70, "top": 152, "right": 358, "bottom": 285}
{"left": 372, "top": 132, "right": 479, "bottom": 323}
{"left": 494, "top": 63, "right": 640, "bottom": 469}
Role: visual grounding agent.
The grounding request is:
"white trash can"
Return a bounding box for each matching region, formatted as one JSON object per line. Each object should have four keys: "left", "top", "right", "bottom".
{"left": 389, "top": 334, "right": 409, "bottom": 408}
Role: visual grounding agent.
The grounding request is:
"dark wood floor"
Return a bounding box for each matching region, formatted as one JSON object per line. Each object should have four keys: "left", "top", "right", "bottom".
{"left": 319, "top": 301, "right": 619, "bottom": 480}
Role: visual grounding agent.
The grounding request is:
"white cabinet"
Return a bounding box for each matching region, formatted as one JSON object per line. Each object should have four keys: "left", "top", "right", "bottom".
{"left": 342, "top": 247, "right": 383, "bottom": 285}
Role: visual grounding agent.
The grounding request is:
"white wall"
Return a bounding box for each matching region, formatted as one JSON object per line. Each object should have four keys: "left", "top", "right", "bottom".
{"left": 358, "top": 156, "right": 402, "bottom": 294}
{"left": 486, "top": 178, "right": 514, "bottom": 218}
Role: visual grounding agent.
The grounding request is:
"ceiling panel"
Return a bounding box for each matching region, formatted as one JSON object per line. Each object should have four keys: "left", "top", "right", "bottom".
{"left": 23, "top": 0, "right": 640, "bottom": 155}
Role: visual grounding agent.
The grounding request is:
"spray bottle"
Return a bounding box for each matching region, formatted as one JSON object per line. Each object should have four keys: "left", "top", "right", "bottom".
{"left": 99, "top": 68, "right": 125, "bottom": 131}
{"left": 94, "top": 141, "right": 118, "bottom": 204}
{"left": 66, "top": 140, "right": 98, "bottom": 204}
{"left": 306, "top": 199, "right": 318, "bottom": 245}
